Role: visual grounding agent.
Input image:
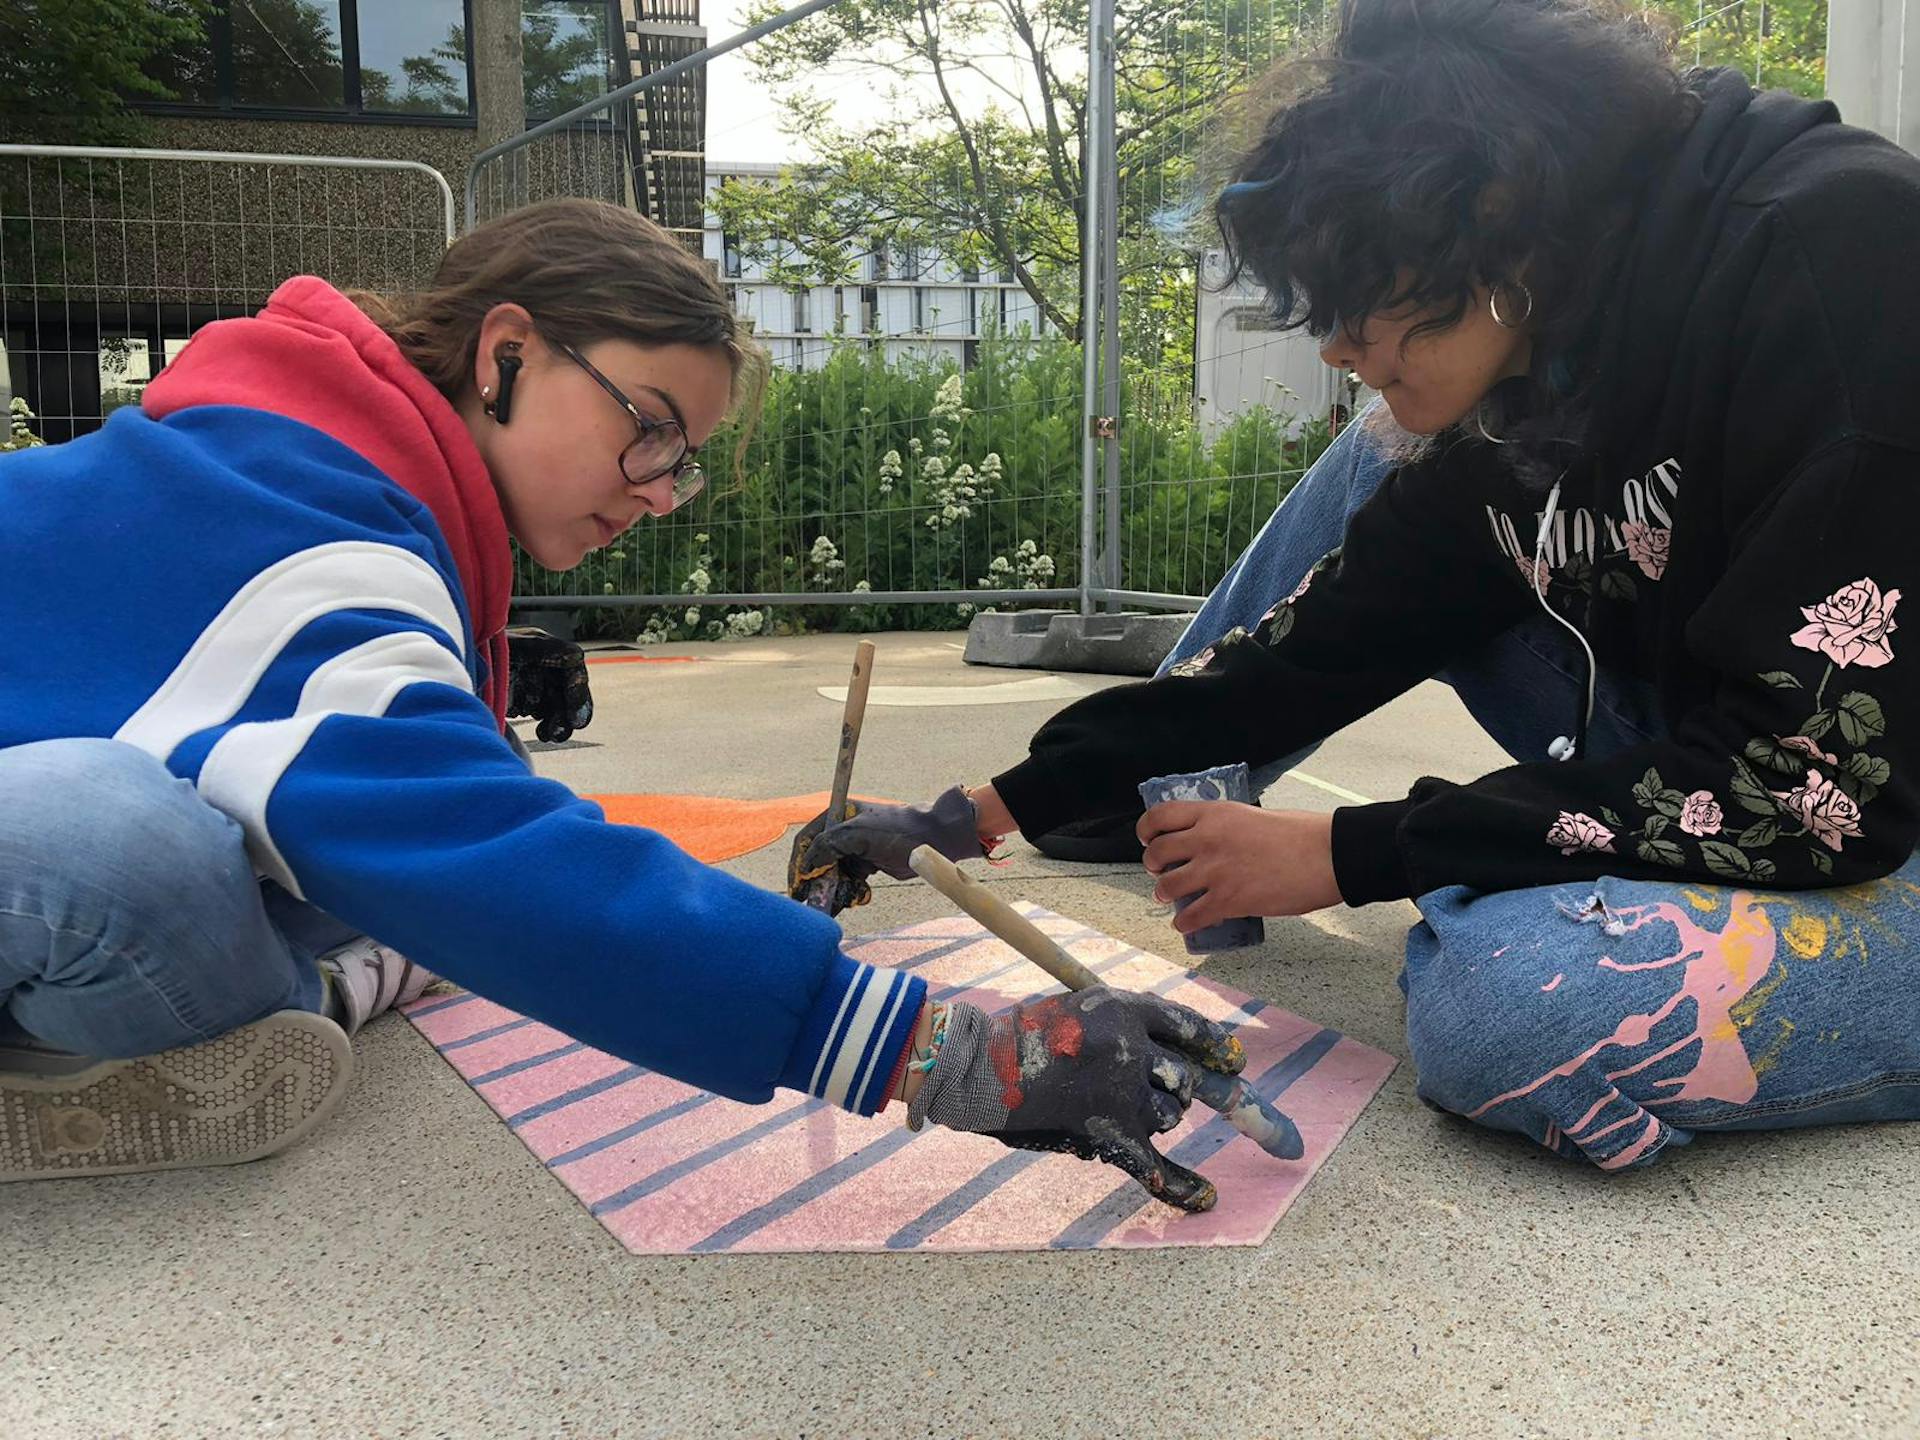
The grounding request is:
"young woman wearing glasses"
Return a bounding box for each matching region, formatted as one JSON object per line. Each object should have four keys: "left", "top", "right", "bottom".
{"left": 0, "top": 198, "right": 1240, "bottom": 1208}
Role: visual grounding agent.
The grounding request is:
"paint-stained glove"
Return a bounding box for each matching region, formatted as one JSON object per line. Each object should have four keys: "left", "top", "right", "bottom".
{"left": 787, "top": 785, "right": 985, "bottom": 912}
{"left": 908, "top": 988, "right": 1246, "bottom": 1212}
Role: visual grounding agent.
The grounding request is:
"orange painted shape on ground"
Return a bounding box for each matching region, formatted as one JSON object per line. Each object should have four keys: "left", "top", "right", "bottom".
{"left": 584, "top": 791, "right": 892, "bottom": 864}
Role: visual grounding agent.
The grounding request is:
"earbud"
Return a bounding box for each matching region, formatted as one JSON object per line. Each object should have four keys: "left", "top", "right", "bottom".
{"left": 490, "top": 352, "right": 522, "bottom": 425}
{"left": 1548, "top": 735, "right": 1576, "bottom": 762}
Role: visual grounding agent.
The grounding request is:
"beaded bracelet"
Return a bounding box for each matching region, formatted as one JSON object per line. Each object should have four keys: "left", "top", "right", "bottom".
{"left": 907, "top": 1002, "right": 951, "bottom": 1075}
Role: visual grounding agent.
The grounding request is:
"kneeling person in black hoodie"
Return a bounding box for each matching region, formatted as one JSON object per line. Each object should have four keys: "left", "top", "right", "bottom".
{"left": 798, "top": 0, "right": 1920, "bottom": 1171}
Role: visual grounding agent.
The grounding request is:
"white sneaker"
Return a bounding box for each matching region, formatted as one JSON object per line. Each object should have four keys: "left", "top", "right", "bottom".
{"left": 316, "top": 937, "right": 437, "bottom": 1034}
{"left": 0, "top": 1010, "right": 352, "bottom": 1182}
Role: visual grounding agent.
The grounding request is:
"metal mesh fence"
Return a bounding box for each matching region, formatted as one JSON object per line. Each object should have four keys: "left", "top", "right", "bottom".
{"left": 0, "top": 146, "right": 453, "bottom": 446}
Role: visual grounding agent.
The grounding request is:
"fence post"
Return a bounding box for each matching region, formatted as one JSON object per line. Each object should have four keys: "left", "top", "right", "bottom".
{"left": 1078, "top": 0, "right": 1116, "bottom": 615}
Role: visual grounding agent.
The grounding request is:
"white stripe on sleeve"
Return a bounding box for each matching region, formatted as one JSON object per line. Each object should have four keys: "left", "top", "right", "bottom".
{"left": 116, "top": 541, "right": 465, "bottom": 764}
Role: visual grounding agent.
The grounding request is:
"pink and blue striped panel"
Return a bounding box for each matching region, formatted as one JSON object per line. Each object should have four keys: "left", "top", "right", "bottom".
{"left": 402, "top": 907, "right": 1395, "bottom": 1254}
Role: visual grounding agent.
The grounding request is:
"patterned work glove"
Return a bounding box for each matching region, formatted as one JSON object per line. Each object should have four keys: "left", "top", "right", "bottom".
{"left": 908, "top": 988, "right": 1247, "bottom": 1212}
{"left": 787, "top": 785, "right": 985, "bottom": 910}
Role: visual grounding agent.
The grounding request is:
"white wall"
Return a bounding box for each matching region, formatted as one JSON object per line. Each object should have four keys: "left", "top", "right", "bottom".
{"left": 1827, "top": 0, "right": 1920, "bottom": 154}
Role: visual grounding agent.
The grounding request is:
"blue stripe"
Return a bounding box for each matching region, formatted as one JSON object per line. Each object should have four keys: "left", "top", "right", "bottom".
{"left": 844, "top": 969, "right": 910, "bottom": 1112}
{"left": 506, "top": 1064, "right": 646, "bottom": 1127}
{"left": 548, "top": 1091, "right": 716, "bottom": 1167}
{"left": 880, "top": 999, "right": 1270, "bottom": 1249}
{"left": 807, "top": 964, "right": 876, "bottom": 1100}
{"left": 468, "top": 1040, "right": 586, "bottom": 1086}
{"left": 688, "top": 1127, "right": 925, "bottom": 1252}
{"left": 439, "top": 1017, "right": 538, "bottom": 1052}
{"left": 707, "top": 993, "right": 1277, "bottom": 1252}
{"left": 884, "top": 1151, "right": 1046, "bottom": 1249}
{"left": 1048, "top": 1026, "right": 1344, "bottom": 1250}
{"left": 588, "top": 1096, "right": 829, "bottom": 1218}
{"left": 407, "top": 991, "right": 477, "bottom": 1019}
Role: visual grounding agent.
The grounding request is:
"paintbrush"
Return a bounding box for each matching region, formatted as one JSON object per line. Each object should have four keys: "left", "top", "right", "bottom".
{"left": 801, "top": 639, "right": 877, "bottom": 912}
{"left": 907, "top": 844, "right": 1303, "bottom": 1160}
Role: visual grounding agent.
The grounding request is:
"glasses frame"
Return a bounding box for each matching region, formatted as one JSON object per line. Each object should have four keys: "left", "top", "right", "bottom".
{"left": 553, "top": 340, "right": 706, "bottom": 512}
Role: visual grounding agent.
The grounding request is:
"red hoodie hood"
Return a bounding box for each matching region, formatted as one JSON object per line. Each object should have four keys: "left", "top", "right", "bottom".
{"left": 143, "top": 276, "right": 512, "bottom": 728}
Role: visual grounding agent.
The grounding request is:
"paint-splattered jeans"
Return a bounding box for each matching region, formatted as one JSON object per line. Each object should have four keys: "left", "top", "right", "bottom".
{"left": 1166, "top": 405, "right": 1920, "bottom": 1169}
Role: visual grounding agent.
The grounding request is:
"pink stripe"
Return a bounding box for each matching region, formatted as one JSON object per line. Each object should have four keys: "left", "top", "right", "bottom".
{"left": 1567, "top": 1088, "right": 1622, "bottom": 1136}
{"left": 467, "top": 1046, "right": 634, "bottom": 1116}
{"left": 408, "top": 994, "right": 520, "bottom": 1047}
{"left": 516, "top": 1070, "right": 690, "bottom": 1157}
{"left": 1111, "top": 1035, "right": 1393, "bottom": 1249}
{"left": 1598, "top": 1112, "right": 1665, "bottom": 1170}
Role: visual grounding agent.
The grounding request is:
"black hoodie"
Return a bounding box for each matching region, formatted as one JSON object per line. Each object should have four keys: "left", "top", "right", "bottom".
{"left": 993, "top": 73, "right": 1920, "bottom": 903}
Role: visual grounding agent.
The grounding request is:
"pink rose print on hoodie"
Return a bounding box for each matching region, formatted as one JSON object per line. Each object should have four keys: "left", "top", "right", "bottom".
{"left": 1546, "top": 812, "right": 1617, "bottom": 856}
{"left": 1620, "top": 521, "right": 1671, "bottom": 581}
{"left": 1790, "top": 578, "right": 1901, "bottom": 668}
{"left": 1677, "top": 790, "right": 1723, "bottom": 837}
{"left": 1772, "top": 769, "right": 1866, "bottom": 852}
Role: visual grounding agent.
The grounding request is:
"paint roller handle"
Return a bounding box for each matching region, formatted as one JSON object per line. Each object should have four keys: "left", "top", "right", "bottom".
{"left": 907, "top": 846, "right": 1303, "bottom": 1161}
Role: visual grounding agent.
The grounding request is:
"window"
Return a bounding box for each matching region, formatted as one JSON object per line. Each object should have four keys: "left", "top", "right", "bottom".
{"left": 967, "top": 288, "right": 980, "bottom": 335}
{"left": 870, "top": 242, "right": 890, "bottom": 282}
{"left": 961, "top": 258, "right": 980, "bottom": 284}
{"left": 899, "top": 243, "right": 921, "bottom": 281}
{"left": 911, "top": 286, "right": 928, "bottom": 334}
{"left": 140, "top": 0, "right": 474, "bottom": 119}
{"left": 524, "top": 1, "right": 616, "bottom": 119}
{"left": 359, "top": 0, "right": 470, "bottom": 116}
{"left": 791, "top": 288, "right": 811, "bottom": 334}
{"left": 860, "top": 285, "right": 878, "bottom": 334}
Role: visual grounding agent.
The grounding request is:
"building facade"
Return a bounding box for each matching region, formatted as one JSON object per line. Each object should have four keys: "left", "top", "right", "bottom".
{"left": 704, "top": 161, "right": 1053, "bottom": 372}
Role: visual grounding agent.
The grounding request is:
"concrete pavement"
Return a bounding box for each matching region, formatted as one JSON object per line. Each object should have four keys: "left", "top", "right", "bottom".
{"left": 4, "top": 631, "right": 1916, "bottom": 1438}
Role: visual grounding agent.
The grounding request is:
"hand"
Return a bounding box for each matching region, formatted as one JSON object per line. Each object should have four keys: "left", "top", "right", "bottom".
{"left": 909, "top": 989, "right": 1248, "bottom": 1212}
{"left": 1138, "top": 803, "right": 1342, "bottom": 931}
{"left": 787, "top": 785, "right": 984, "bottom": 908}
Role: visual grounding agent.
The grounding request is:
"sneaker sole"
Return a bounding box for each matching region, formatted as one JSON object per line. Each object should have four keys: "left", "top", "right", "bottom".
{"left": 0, "top": 1010, "right": 352, "bottom": 1182}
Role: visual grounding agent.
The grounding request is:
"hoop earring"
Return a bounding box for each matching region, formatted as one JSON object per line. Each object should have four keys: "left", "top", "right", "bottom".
{"left": 1489, "top": 281, "right": 1534, "bottom": 329}
{"left": 1473, "top": 406, "right": 1507, "bottom": 445}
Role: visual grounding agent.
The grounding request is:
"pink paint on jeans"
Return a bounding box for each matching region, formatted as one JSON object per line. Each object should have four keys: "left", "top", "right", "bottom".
{"left": 1467, "top": 893, "right": 1778, "bottom": 1127}
{"left": 1541, "top": 973, "right": 1565, "bottom": 992}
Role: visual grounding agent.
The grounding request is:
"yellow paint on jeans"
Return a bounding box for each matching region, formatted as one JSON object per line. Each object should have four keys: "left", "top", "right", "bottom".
{"left": 1748, "top": 1016, "right": 1796, "bottom": 1079}
{"left": 1782, "top": 912, "right": 1830, "bottom": 961}
{"left": 1731, "top": 956, "right": 1788, "bottom": 1032}
{"left": 1683, "top": 888, "right": 1721, "bottom": 913}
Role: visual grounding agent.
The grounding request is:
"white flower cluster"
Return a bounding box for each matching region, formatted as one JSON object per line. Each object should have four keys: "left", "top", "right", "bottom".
{"left": 2, "top": 397, "right": 45, "bottom": 452}
{"left": 976, "top": 537, "right": 1054, "bottom": 590}
{"left": 808, "top": 534, "right": 845, "bottom": 589}
{"left": 877, "top": 448, "right": 904, "bottom": 495}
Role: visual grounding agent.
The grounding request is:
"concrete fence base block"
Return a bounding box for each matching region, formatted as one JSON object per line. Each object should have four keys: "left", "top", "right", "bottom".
{"left": 963, "top": 609, "right": 1195, "bottom": 677}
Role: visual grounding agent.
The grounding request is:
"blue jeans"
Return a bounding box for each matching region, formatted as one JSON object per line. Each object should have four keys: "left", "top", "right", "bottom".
{"left": 0, "top": 739, "right": 341, "bottom": 1058}
{"left": 1166, "top": 406, "right": 1920, "bottom": 1167}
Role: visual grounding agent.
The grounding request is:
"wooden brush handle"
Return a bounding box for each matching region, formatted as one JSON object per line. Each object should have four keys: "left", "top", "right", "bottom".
{"left": 826, "top": 639, "right": 876, "bottom": 819}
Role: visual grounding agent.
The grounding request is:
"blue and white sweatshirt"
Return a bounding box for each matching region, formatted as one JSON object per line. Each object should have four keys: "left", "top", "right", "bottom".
{"left": 0, "top": 277, "right": 923, "bottom": 1114}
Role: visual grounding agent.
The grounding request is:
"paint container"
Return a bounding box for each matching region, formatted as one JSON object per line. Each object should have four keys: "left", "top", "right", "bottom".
{"left": 1138, "top": 763, "right": 1267, "bottom": 954}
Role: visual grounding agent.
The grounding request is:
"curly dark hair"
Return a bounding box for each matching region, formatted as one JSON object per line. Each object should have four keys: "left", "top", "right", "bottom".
{"left": 1217, "top": 0, "right": 1699, "bottom": 375}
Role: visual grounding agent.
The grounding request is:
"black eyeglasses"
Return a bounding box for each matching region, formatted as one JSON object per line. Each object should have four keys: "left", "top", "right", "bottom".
{"left": 554, "top": 340, "right": 706, "bottom": 511}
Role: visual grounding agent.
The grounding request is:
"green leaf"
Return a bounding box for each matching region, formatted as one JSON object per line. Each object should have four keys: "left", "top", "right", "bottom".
{"left": 1639, "top": 766, "right": 1665, "bottom": 796}
{"left": 1599, "top": 568, "right": 1639, "bottom": 602}
{"left": 1757, "top": 670, "right": 1804, "bottom": 690}
{"left": 1267, "top": 607, "right": 1296, "bottom": 645}
{"left": 1845, "top": 753, "right": 1892, "bottom": 785}
{"left": 1736, "top": 819, "right": 1779, "bottom": 848}
{"left": 1701, "top": 841, "right": 1755, "bottom": 880}
{"left": 1744, "top": 737, "right": 1806, "bottom": 776}
{"left": 1800, "top": 710, "right": 1836, "bottom": 741}
{"left": 1642, "top": 814, "right": 1670, "bottom": 840}
{"left": 1859, "top": 780, "right": 1881, "bottom": 806}
{"left": 1600, "top": 807, "right": 1625, "bottom": 829}
{"left": 1636, "top": 838, "right": 1687, "bottom": 868}
{"left": 1729, "top": 761, "right": 1779, "bottom": 816}
{"left": 1653, "top": 788, "right": 1687, "bottom": 819}
{"left": 1836, "top": 692, "right": 1888, "bottom": 747}
{"left": 1751, "top": 858, "right": 1778, "bottom": 883}
{"left": 1809, "top": 848, "right": 1834, "bottom": 876}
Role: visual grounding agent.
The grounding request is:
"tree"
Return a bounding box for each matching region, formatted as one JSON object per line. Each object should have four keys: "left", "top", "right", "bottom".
{"left": 1646, "top": 0, "right": 1827, "bottom": 99}
{"left": 713, "top": 0, "right": 1320, "bottom": 346}
{"left": 0, "top": 0, "right": 209, "bottom": 143}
